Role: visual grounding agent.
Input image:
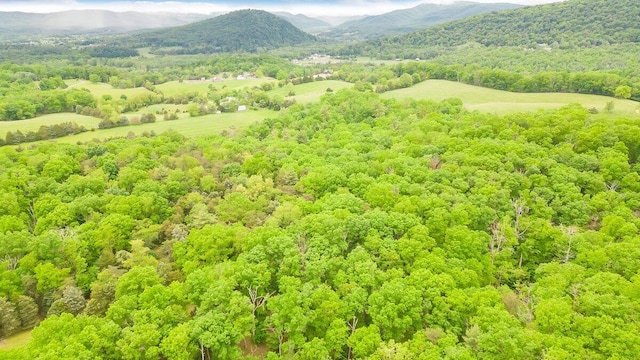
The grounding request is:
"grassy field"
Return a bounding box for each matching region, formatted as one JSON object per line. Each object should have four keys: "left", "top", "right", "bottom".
{"left": 65, "top": 80, "right": 154, "bottom": 99}
{"left": 0, "top": 113, "right": 102, "bottom": 134}
{"left": 271, "top": 80, "right": 353, "bottom": 104}
{"left": 382, "top": 80, "right": 640, "bottom": 117}
{"left": 48, "top": 109, "right": 274, "bottom": 144}
{"left": 127, "top": 104, "right": 190, "bottom": 118}
{"left": 156, "top": 78, "right": 273, "bottom": 97}
{"left": 0, "top": 330, "right": 32, "bottom": 350}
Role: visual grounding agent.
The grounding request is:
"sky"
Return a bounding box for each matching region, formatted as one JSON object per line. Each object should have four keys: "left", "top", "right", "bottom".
{"left": 0, "top": 0, "right": 565, "bottom": 16}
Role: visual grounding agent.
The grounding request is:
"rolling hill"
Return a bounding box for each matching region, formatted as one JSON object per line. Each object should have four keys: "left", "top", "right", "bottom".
{"left": 324, "top": 1, "right": 522, "bottom": 40}
{"left": 368, "top": 0, "right": 640, "bottom": 48}
{"left": 125, "top": 9, "right": 316, "bottom": 54}
{"left": 0, "top": 10, "right": 211, "bottom": 38}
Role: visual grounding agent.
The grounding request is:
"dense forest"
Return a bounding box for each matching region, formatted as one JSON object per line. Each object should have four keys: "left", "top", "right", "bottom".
{"left": 1, "top": 88, "right": 640, "bottom": 359}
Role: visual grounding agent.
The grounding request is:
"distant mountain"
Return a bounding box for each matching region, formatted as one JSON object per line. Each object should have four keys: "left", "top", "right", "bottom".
{"left": 315, "top": 15, "right": 367, "bottom": 26}
{"left": 273, "top": 12, "right": 332, "bottom": 34}
{"left": 0, "top": 10, "right": 211, "bottom": 38}
{"left": 124, "top": 9, "right": 316, "bottom": 54}
{"left": 369, "top": 0, "right": 640, "bottom": 48}
{"left": 324, "top": 1, "right": 522, "bottom": 40}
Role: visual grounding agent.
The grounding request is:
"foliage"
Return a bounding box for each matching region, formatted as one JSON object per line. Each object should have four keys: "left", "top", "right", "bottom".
{"left": 0, "top": 89, "right": 638, "bottom": 359}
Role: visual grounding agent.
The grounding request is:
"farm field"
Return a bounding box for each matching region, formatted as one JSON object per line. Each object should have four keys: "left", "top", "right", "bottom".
{"left": 6, "top": 78, "right": 638, "bottom": 147}
{"left": 126, "top": 104, "right": 190, "bottom": 118}
{"left": 382, "top": 79, "right": 640, "bottom": 116}
{"left": 0, "top": 113, "right": 102, "bottom": 134}
{"left": 47, "top": 109, "right": 273, "bottom": 144}
{"left": 64, "top": 80, "right": 155, "bottom": 99}
{"left": 156, "top": 77, "right": 272, "bottom": 97}
{"left": 271, "top": 80, "right": 353, "bottom": 104}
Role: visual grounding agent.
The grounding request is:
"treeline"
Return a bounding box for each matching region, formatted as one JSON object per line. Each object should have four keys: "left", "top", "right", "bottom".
{"left": 2, "top": 122, "right": 88, "bottom": 146}
{"left": 0, "top": 88, "right": 97, "bottom": 121}
{"left": 86, "top": 46, "right": 139, "bottom": 58}
{"left": 332, "top": 61, "right": 640, "bottom": 100}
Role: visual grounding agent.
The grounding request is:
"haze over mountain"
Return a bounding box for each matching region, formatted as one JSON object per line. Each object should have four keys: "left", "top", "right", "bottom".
{"left": 0, "top": 10, "right": 212, "bottom": 38}
{"left": 121, "top": 9, "right": 316, "bottom": 54}
{"left": 2, "top": 1, "right": 566, "bottom": 17}
{"left": 323, "top": 1, "right": 522, "bottom": 40}
{"left": 273, "top": 12, "right": 332, "bottom": 34}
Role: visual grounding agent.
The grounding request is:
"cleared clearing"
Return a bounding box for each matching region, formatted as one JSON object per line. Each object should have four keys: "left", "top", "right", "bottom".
{"left": 157, "top": 78, "right": 273, "bottom": 97}
{"left": 0, "top": 330, "right": 32, "bottom": 350}
{"left": 271, "top": 80, "right": 353, "bottom": 104}
{"left": 65, "top": 80, "right": 154, "bottom": 99}
{"left": 0, "top": 113, "right": 102, "bottom": 134}
{"left": 381, "top": 79, "right": 640, "bottom": 116}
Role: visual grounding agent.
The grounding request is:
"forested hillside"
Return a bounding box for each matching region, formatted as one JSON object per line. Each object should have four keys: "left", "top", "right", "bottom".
{"left": 1, "top": 88, "right": 640, "bottom": 359}
{"left": 364, "top": 0, "right": 640, "bottom": 48}
{"left": 124, "top": 10, "right": 316, "bottom": 54}
{"left": 323, "top": 1, "right": 521, "bottom": 40}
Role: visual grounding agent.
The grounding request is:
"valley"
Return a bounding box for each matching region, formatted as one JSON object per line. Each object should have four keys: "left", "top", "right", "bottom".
{"left": 1, "top": 0, "right": 640, "bottom": 359}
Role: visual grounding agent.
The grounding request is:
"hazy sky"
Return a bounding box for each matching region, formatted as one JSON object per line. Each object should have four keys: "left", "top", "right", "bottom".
{"left": 1, "top": 0, "right": 565, "bottom": 16}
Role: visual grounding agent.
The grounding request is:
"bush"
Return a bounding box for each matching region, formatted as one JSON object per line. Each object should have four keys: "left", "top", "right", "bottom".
{"left": 140, "top": 113, "right": 156, "bottom": 124}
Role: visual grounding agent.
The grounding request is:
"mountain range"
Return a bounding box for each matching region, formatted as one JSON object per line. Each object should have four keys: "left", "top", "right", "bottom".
{"left": 322, "top": 1, "right": 522, "bottom": 40}
{"left": 0, "top": 1, "right": 524, "bottom": 40}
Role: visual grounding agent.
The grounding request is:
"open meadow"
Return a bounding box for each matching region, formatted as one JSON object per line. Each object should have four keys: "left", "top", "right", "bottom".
{"left": 0, "top": 113, "right": 102, "bottom": 134}
{"left": 64, "top": 80, "right": 155, "bottom": 99}
{"left": 45, "top": 109, "right": 273, "bottom": 144}
{"left": 270, "top": 80, "right": 353, "bottom": 104}
{"left": 6, "top": 77, "right": 637, "bottom": 146}
{"left": 382, "top": 79, "right": 640, "bottom": 117}
{"left": 0, "top": 331, "right": 32, "bottom": 351}
{"left": 156, "top": 77, "right": 272, "bottom": 97}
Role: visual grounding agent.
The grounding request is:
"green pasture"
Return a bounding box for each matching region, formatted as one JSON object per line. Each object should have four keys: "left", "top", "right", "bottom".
{"left": 271, "top": 80, "right": 353, "bottom": 104}
{"left": 381, "top": 80, "right": 640, "bottom": 116}
{"left": 156, "top": 78, "right": 273, "bottom": 97}
{"left": 0, "top": 113, "right": 102, "bottom": 134}
{"left": 48, "top": 109, "right": 273, "bottom": 144}
{"left": 136, "top": 47, "right": 156, "bottom": 58}
{"left": 0, "top": 330, "right": 32, "bottom": 350}
{"left": 65, "top": 80, "right": 154, "bottom": 99}
{"left": 126, "top": 104, "right": 190, "bottom": 118}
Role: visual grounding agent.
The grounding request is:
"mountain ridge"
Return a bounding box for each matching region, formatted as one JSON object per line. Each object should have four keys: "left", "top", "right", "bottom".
{"left": 324, "top": 1, "right": 522, "bottom": 40}
{"left": 368, "top": 0, "right": 640, "bottom": 48}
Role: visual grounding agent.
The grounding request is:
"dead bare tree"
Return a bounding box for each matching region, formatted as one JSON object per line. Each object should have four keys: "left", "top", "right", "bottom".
{"left": 562, "top": 226, "right": 578, "bottom": 263}
{"left": 347, "top": 316, "right": 358, "bottom": 360}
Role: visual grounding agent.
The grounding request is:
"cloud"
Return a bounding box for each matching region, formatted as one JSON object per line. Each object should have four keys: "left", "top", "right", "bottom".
{"left": 1, "top": 0, "right": 565, "bottom": 16}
